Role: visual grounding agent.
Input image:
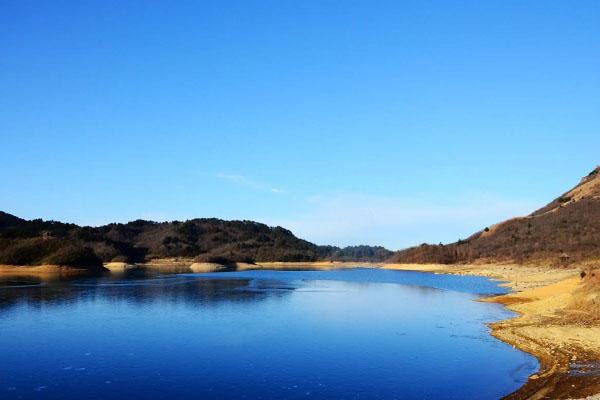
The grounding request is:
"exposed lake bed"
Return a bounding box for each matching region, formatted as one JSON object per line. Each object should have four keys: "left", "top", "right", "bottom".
{"left": 0, "top": 268, "right": 539, "bottom": 399}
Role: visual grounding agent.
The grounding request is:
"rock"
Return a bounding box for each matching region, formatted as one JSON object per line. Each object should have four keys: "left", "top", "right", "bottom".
{"left": 104, "top": 262, "right": 138, "bottom": 271}
{"left": 189, "top": 263, "right": 236, "bottom": 273}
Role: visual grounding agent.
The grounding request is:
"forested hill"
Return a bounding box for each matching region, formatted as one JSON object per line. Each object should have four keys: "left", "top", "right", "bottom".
{"left": 390, "top": 166, "right": 600, "bottom": 265}
{"left": 0, "top": 212, "right": 392, "bottom": 269}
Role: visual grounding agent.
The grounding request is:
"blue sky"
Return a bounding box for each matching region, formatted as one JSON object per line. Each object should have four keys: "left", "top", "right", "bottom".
{"left": 1, "top": 1, "right": 599, "bottom": 250}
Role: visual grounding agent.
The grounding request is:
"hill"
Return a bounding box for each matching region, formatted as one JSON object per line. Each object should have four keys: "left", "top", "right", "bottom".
{"left": 390, "top": 166, "right": 600, "bottom": 265}
{"left": 0, "top": 212, "right": 392, "bottom": 269}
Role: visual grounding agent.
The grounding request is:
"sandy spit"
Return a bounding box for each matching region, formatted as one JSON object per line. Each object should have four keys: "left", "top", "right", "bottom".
{"left": 0, "top": 264, "right": 100, "bottom": 276}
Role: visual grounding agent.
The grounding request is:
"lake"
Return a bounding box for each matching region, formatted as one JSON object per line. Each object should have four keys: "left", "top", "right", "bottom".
{"left": 0, "top": 268, "right": 538, "bottom": 399}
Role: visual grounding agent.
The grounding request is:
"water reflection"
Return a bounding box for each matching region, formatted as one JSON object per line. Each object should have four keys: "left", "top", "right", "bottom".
{"left": 0, "top": 272, "right": 292, "bottom": 315}
{"left": 0, "top": 267, "right": 509, "bottom": 316}
{"left": 0, "top": 275, "right": 44, "bottom": 287}
{"left": 0, "top": 268, "right": 534, "bottom": 400}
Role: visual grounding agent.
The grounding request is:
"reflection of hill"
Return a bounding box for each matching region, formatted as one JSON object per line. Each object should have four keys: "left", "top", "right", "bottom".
{"left": 0, "top": 273, "right": 292, "bottom": 315}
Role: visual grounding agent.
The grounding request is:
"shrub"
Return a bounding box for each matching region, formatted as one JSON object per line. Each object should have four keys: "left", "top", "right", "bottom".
{"left": 44, "top": 246, "right": 103, "bottom": 269}
{"left": 194, "top": 254, "right": 235, "bottom": 265}
{"left": 238, "top": 256, "right": 256, "bottom": 264}
{"left": 0, "top": 238, "right": 53, "bottom": 265}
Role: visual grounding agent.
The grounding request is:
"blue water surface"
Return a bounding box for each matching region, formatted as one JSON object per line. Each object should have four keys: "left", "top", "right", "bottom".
{"left": 0, "top": 268, "right": 537, "bottom": 399}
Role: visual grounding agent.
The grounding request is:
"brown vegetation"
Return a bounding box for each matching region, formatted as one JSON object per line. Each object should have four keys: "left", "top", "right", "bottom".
{"left": 391, "top": 167, "right": 600, "bottom": 265}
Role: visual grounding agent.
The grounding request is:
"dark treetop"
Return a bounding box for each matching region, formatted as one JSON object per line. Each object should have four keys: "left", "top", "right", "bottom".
{"left": 0, "top": 212, "right": 392, "bottom": 270}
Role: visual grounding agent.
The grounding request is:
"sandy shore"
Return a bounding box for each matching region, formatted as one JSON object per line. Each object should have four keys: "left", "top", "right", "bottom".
{"left": 135, "top": 260, "right": 382, "bottom": 272}
{"left": 2, "top": 260, "right": 381, "bottom": 275}
{"left": 0, "top": 264, "right": 102, "bottom": 276}
{"left": 385, "top": 263, "right": 600, "bottom": 399}
{"left": 249, "top": 261, "right": 381, "bottom": 270}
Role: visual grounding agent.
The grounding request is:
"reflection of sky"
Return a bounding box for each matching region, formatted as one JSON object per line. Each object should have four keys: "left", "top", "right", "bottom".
{"left": 0, "top": 269, "right": 536, "bottom": 400}
{"left": 0, "top": 276, "right": 275, "bottom": 315}
{"left": 194, "top": 268, "right": 511, "bottom": 294}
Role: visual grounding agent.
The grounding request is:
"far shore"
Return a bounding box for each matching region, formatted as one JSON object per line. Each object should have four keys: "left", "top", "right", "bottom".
{"left": 2, "top": 260, "right": 599, "bottom": 398}
{"left": 1, "top": 260, "right": 382, "bottom": 275}
{"left": 104, "top": 259, "right": 385, "bottom": 272}
{"left": 0, "top": 264, "right": 106, "bottom": 276}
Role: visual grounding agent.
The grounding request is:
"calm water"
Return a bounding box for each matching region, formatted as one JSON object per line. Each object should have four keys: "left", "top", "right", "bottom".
{"left": 0, "top": 268, "right": 538, "bottom": 399}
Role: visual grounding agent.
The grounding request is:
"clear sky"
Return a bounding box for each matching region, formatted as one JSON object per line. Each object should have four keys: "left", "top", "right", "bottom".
{"left": 1, "top": 1, "right": 599, "bottom": 250}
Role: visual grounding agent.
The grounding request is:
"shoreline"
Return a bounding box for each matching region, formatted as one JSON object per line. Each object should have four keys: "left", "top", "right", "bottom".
{"left": 384, "top": 263, "right": 600, "bottom": 400}
{"left": 105, "top": 259, "right": 385, "bottom": 272}
{"left": 0, "top": 264, "right": 105, "bottom": 276}
{"left": 1, "top": 260, "right": 384, "bottom": 275}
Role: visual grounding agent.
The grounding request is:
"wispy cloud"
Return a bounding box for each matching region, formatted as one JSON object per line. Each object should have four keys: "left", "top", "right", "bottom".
{"left": 216, "top": 173, "right": 261, "bottom": 189}
{"left": 264, "top": 192, "right": 542, "bottom": 250}
{"left": 216, "top": 173, "right": 288, "bottom": 194}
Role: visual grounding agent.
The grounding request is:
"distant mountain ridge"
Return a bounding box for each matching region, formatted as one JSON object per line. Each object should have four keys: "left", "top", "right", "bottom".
{"left": 0, "top": 212, "right": 392, "bottom": 269}
{"left": 5, "top": 166, "right": 598, "bottom": 269}
{"left": 391, "top": 166, "right": 600, "bottom": 265}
